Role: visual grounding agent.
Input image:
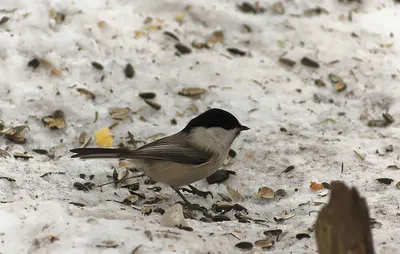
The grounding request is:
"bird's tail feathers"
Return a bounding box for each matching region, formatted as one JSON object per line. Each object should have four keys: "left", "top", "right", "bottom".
{"left": 70, "top": 148, "right": 131, "bottom": 159}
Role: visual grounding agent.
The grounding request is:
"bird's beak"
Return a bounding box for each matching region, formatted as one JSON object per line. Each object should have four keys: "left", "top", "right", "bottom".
{"left": 240, "top": 125, "right": 250, "bottom": 131}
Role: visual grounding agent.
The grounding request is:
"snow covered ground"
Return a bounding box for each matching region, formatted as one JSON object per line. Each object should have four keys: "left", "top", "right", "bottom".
{"left": 0, "top": 0, "right": 400, "bottom": 253}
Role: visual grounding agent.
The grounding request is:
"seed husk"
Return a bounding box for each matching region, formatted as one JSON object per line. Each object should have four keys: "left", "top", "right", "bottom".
{"left": 206, "top": 169, "right": 236, "bottom": 184}
{"left": 335, "top": 82, "right": 347, "bottom": 92}
{"left": 233, "top": 204, "right": 248, "bottom": 213}
{"left": 143, "top": 99, "right": 161, "bottom": 110}
{"left": 139, "top": 92, "right": 156, "bottom": 99}
{"left": 227, "top": 47, "right": 246, "bottom": 56}
{"left": 328, "top": 73, "right": 343, "bottom": 84}
{"left": 385, "top": 145, "right": 393, "bottom": 153}
{"left": 175, "top": 43, "right": 192, "bottom": 54}
{"left": 179, "top": 87, "right": 206, "bottom": 97}
{"left": 0, "top": 149, "right": 10, "bottom": 158}
{"left": 218, "top": 193, "right": 232, "bottom": 202}
{"left": 235, "top": 241, "right": 253, "bottom": 250}
{"left": 28, "top": 58, "right": 40, "bottom": 69}
{"left": 96, "top": 240, "right": 119, "bottom": 248}
{"left": 382, "top": 113, "right": 394, "bottom": 123}
{"left": 396, "top": 181, "right": 400, "bottom": 189}
{"left": 91, "top": 61, "right": 104, "bottom": 70}
{"left": 257, "top": 187, "right": 275, "bottom": 199}
{"left": 367, "top": 120, "right": 388, "bottom": 127}
{"left": 124, "top": 63, "right": 135, "bottom": 78}
{"left": 141, "top": 208, "right": 152, "bottom": 216}
{"left": 376, "top": 178, "right": 394, "bottom": 185}
{"left": 296, "top": 233, "right": 311, "bottom": 240}
{"left": 206, "top": 31, "right": 224, "bottom": 45}
{"left": 79, "top": 132, "right": 87, "bottom": 144}
{"left": 274, "top": 214, "right": 295, "bottom": 222}
{"left": 303, "top": 6, "right": 329, "bottom": 16}
{"left": 315, "top": 79, "right": 326, "bottom": 87}
{"left": 226, "top": 186, "right": 243, "bottom": 200}
{"left": 213, "top": 214, "right": 231, "bottom": 222}
{"left": 387, "top": 165, "right": 400, "bottom": 170}
{"left": 77, "top": 88, "right": 96, "bottom": 100}
{"left": 3, "top": 125, "right": 29, "bottom": 144}
{"left": 254, "top": 239, "right": 274, "bottom": 248}
{"left": 108, "top": 107, "right": 131, "bottom": 120}
{"left": 0, "top": 16, "right": 9, "bottom": 25}
{"left": 279, "top": 58, "right": 296, "bottom": 67}
{"left": 163, "top": 31, "right": 180, "bottom": 41}
{"left": 122, "top": 195, "right": 140, "bottom": 205}
{"left": 301, "top": 57, "right": 320, "bottom": 68}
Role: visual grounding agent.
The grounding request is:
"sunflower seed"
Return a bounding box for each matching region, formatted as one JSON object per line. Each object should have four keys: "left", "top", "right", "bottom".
{"left": 139, "top": 92, "right": 156, "bottom": 99}
{"left": 28, "top": 58, "right": 40, "bottom": 69}
{"left": 175, "top": 43, "right": 192, "bottom": 54}
{"left": 296, "top": 233, "right": 311, "bottom": 240}
{"left": 376, "top": 178, "right": 394, "bottom": 185}
{"left": 227, "top": 48, "right": 246, "bottom": 56}
{"left": 279, "top": 58, "right": 296, "bottom": 67}
{"left": 235, "top": 241, "right": 253, "bottom": 250}
{"left": 124, "top": 63, "right": 135, "bottom": 78}
{"left": 91, "top": 61, "right": 104, "bottom": 70}
{"left": 301, "top": 57, "right": 319, "bottom": 68}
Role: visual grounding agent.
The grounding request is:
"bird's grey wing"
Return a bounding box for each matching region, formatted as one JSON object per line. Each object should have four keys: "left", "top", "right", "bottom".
{"left": 125, "top": 138, "right": 212, "bottom": 165}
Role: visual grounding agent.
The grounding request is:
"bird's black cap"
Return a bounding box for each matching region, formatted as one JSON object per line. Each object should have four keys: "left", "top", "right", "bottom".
{"left": 182, "top": 108, "right": 249, "bottom": 133}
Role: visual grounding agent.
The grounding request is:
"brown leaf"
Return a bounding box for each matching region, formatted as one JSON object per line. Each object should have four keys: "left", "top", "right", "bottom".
{"left": 315, "top": 181, "right": 374, "bottom": 254}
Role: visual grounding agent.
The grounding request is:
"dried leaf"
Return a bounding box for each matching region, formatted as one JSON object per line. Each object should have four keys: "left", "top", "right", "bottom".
{"left": 227, "top": 186, "right": 243, "bottom": 200}
{"left": 257, "top": 187, "right": 275, "bottom": 199}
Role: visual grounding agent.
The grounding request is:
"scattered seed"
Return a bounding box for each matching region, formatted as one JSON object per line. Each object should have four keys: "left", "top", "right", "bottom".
{"left": 144, "top": 196, "right": 162, "bottom": 205}
{"left": 282, "top": 165, "right": 295, "bottom": 174}
{"left": 206, "top": 170, "right": 236, "bottom": 184}
{"left": 274, "top": 213, "right": 295, "bottom": 222}
{"left": 28, "top": 58, "right": 40, "bottom": 69}
{"left": 385, "top": 145, "right": 393, "bottom": 153}
{"left": 79, "top": 173, "right": 86, "bottom": 179}
{"left": 396, "top": 181, "right": 400, "bottom": 189}
{"left": 296, "top": 233, "right": 311, "bottom": 240}
{"left": 143, "top": 99, "right": 161, "bottom": 110}
{"left": 218, "top": 193, "right": 232, "bottom": 202}
{"left": 376, "top": 178, "right": 394, "bottom": 185}
{"left": 91, "top": 61, "right": 104, "bottom": 70}
{"left": 254, "top": 239, "right": 274, "bottom": 248}
{"left": 40, "top": 172, "right": 65, "bottom": 178}
{"left": 235, "top": 241, "right": 253, "bottom": 250}
{"left": 108, "top": 107, "right": 132, "bottom": 120}
{"left": 73, "top": 182, "right": 89, "bottom": 191}
{"left": 263, "top": 229, "right": 283, "bottom": 238}
{"left": 69, "top": 202, "right": 85, "bottom": 207}
{"left": 206, "top": 31, "right": 225, "bottom": 45}
{"left": 177, "top": 225, "right": 193, "bottom": 232}
{"left": 301, "top": 57, "right": 319, "bottom": 68}
{"left": 141, "top": 208, "right": 152, "bottom": 216}
{"left": 227, "top": 186, "right": 243, "bottom": 200}
{"left": 315, "top": 79, "right": 326, "bottom": 87}
{"left": 124, "top": 63, "right": 135, "bottom": 78}
{"left": 0, "top": 16, "right": 9, "bottom": 25}
{"left": 191, "top": 41, "right": 207, "bottom": 49}
{"left": 77, "top": 88, "right": 96, "bottom": 100}
{"left": 42, "top": 110, "right": 66, "bottom": 129}
{"left": 227, "top": 48, "right": 246, "bottom": 56}
{"left": 275, "top": 189, "right": 287, "bottom": 197}
{"left": 3, "top": 125, "right": 29, "bottom": 144}
{"left": 279, "top": 58, "right": 296, "bottom": 67}
{"left": 212, "top": 202, "right": 234, "bottom": 213}
{"left": 0, "top": 149, "right": 10, "bottom": 158}
{"left": 233, "top": 204, "right": 248, "bottom": 213}
{"left": 96, "top": 240, "right": 119, "bottom": 248}
{"left": 122, "top": 195, "right": 140, "bottom": 205}
{"left": 163, "top": 31, "right": 180, "bottom": 41}
{"left": 382, "top": 113, "right": 394, "bottom": 123}
{"left": 303, "top": 6, "right": 329, "bottom": 16}
{"left": 322, "top": 182, "right": 331, "bottom": 189}
{"left": 179, "top": 87, "right": 206, "bottom": 97}
{"left": 387, "top": 165, "right": 400, "bottom": 170}
{"left": 89, "top": 175, "right": 95, "bottom": 180}
{"left": 228, "top": 149, "right": 237, "bottom": 158}
{"left": 139, "top": 92, "right": 156, "bottom": 99}
{"left": 328, "top": 73, "right": 343, "bottom": 84}
{"left": 335, "top": 82, "right": 347, "bottom": 92}
{"left": 13, "top": 152, "right": 33, "bottom": 160}
{"left": 257, "top": 187, "right": 275, "bottom": 199}
{"left": 175, "top": 43, "right": 192, "bottom": 54}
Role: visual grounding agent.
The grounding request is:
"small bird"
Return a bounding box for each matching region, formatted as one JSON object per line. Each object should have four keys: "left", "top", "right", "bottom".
{"left": 70, "top": 108, "right": 249, "bottom": 205}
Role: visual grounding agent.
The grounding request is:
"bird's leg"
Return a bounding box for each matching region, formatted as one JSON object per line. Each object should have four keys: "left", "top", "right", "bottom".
{"left": 174, "top": 189, "right": 192, "bottom": 206}
{"left": 180, "top": 184, "right": 213, "bottom": 199}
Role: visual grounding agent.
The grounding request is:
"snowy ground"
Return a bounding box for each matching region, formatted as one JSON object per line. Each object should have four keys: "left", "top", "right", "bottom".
{"left": 1, "top": 0, "right": 400, "bottom": 253}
